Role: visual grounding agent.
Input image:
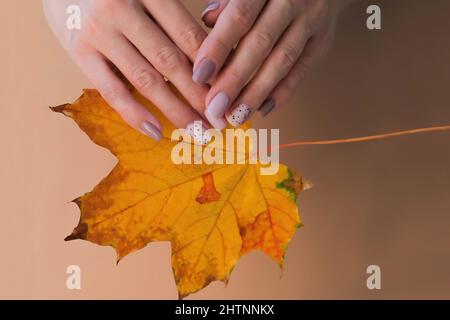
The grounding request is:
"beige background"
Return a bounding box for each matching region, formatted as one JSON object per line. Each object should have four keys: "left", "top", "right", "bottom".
{"left": 1, "top": 0, "right": 450, "bottom": 299}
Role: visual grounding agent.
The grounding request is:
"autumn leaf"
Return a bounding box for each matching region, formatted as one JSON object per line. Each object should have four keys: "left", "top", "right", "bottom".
{"left": 52, "top": 88, "right": 309, "bottom": 298}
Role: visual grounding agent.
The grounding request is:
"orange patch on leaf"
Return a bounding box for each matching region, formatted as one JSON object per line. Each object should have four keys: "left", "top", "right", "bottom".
{"left": 196, "top": 172, "right": 221, "bottom": 204}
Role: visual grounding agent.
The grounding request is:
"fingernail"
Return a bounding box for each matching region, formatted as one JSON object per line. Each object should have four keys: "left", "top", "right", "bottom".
{"left": 258, "top": 99, "right": 275, "bottom": 117}
{"left": 205, "top": 111, "right": 227, "bottom": 130}
{"left": 186, "top": 121, "right": 212, "bottom": 145}
{"left": 201, "top": 1, "right": 220, "bottom": 20}
{"left": 205, "top": 91, "right": 230, "bottom": 130}
{"left": 193, "top": 59, "right": 216, "bottom": 85}
{"left": 226, "top": 103, "right": 252, "bottom": 127}
{"left": 140, "top": 121, "right": 162, "bottom": 141}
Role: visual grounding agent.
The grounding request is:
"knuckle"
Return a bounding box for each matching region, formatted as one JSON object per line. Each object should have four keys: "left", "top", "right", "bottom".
{"left": 132, "top": 67, "right": 160, "bottom": 92}
{"left": 249, "top": 29, "right": 275, "bottom": 51}
{"left": 178, "top": 25, "right": 205, "bottom": 54}
{"left": 226, "top": 68, "right": 246, "bottom": 87}
{"left": 128, "top": 18, "right": 147, "bottom": 35}
{"left": 278, "top": 44, "right": 300, "bottom": 72}
{"left": 230, "top": 2, "right": 255, "bottom": 30}
{"left": 154, "top": 46, "right": 182, "bottom": 70}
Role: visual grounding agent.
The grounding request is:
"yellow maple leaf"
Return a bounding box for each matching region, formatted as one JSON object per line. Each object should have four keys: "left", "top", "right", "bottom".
{"left": 52, "top": 88, "right": 309, "bottom": 298}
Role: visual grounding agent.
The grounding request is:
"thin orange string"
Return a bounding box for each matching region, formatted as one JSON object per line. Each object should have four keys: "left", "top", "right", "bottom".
{"left": 274, "top": 125, "right": 450, "bottom": 151}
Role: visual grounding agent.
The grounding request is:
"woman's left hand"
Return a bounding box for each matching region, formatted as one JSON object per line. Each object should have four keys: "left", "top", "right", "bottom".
{"left": 193, "top": 0, "right": 352, "bottom": 129}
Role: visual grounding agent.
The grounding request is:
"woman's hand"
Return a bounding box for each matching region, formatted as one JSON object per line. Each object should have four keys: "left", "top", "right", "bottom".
{"left": 43, "top": 0, "right": 211, "bottom": 143}
{"left": 194, "top": 0, "right": 353, "bottom": 129}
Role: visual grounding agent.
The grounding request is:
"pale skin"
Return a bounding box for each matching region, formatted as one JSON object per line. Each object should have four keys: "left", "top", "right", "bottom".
{"left": 197, "top": 0, "right": 355, "bottom": 129}
{"left": 43, "top": 0, "right": 355, "bottom": 143}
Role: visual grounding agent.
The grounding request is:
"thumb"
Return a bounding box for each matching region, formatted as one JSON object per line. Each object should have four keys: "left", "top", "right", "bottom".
{"left": 201, "top": 0, "right": 230, "bottom": 28}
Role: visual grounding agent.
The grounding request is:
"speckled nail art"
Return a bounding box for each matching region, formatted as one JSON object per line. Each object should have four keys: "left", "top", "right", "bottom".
{"left": 226, "top": 104, "right": 252, "bottom": 127}
{"left": 186, "top": 121, "right": 212, "bottom": 145}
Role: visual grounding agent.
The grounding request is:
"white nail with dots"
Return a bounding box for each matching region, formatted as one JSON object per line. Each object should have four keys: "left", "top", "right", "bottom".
{"left": 226, "top": 104, "right": 252, "bottom": 127}
{"left": 186, "top": 121, "right": 212, "bottom": 145}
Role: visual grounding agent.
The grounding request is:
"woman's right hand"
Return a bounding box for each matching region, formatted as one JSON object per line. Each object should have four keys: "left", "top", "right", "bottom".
{"left": 43, "top": 0, "right": 211, "bottom": 143}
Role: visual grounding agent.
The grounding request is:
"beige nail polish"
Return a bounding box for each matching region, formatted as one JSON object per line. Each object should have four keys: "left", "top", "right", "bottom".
{"left": 226, "top": 104, "right": 252, "bottom": 127}
{"left": 186, "top": 121, "right": 212, "bottom": 145}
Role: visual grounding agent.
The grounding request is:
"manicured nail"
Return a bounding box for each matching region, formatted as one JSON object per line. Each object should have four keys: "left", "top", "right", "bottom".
{"left": 140, "top": 121, "right": 162, "bottom": 141}
{"left": 193, "top": 59, "right": 216, "bottom": 85}
{"left": 205, "top": 111, "right": 227, "bottom": 130}
{"left": 258, "top": 99, "right": 275, "bottom": 117}
{"left": 226, "top": 103, "right": 252, "bottom": 127}
{"left": 205, "top": 91, "right": 230, "bottom": 130}
{"left": 201, "top": 1, "right": 220, "bottom": 20}
{"left": 186, "top": 121, "right": 212, "bottom": 145}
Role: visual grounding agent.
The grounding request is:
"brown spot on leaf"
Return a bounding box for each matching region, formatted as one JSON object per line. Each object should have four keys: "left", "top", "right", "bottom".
{"left": 284, "top": 171, "right": 304, "bottom": 194}
{"left": 196, "top": 173, "right": 221, "bottom": 204}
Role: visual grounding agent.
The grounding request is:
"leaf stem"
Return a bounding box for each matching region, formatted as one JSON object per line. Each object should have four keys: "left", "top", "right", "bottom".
{"left": 275, "top": 125, "right": 450, "bottom": 151}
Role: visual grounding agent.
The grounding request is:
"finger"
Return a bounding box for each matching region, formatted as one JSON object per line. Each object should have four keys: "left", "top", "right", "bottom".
{"left": 224, "top": 16, "right": 311, "bottom": 127}
{"left": 73, "top": 50, "right": 163, "bottom": 141}
{"left": 205, "top": 0, "right": 296, "bottom": 127}
{"left": 201, "top": 0, "right": 230, "bottom": 28}
{"left": 193, "top": 0, "right": 267, "bottom": 86}
{"left": 98, "top": 34, "right": 212, "bottom": 144}
{"left": 260, "top": 33, "right": 332, "bottom": 117}
{"left": 119, "top": 6, "right": 207, "bottom": 113}
{"left": 141, "top": 0, "right": 208, "bottom": 61}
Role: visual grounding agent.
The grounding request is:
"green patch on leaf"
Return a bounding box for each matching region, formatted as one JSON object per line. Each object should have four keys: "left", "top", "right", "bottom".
{"left": 276, "top": 169, "right": 303, "bottom": 202}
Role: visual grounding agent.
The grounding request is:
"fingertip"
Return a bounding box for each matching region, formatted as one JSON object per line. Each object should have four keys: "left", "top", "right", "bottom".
{"left": 140, "top": 120, "right": 163, "bottom": 141}
{"left": 201, "top": 1, "right": 220, "bottom": 23}
{"left": 135, "top": 105, "right": 163, "bottom": 141}
{"left": 258, "top": 99, "right": 276, "bottom": 117}
{"left": 139, "top": 107, "right": 163, "bottom": 132}
{"left": 186, "top": 120, "right": 213, "bottom": 145}
{"left": 205, "top": 109, "right": 227, "bottom": 130}
{"left": 201, "top": 0, "right": 229, "bottom": 27}
{"left": 202, "top": 12, "right": 220, "bottom": 28}
{"left": 225, "top": 103, "right": 252, "bottom": 127}
{"left": 192, "top": 58, "right": 216, "bottom": 85}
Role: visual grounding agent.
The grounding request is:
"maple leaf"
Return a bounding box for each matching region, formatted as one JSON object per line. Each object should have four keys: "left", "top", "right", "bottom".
{"left": 52, "top": 88, "right": 309, "bottom": 298}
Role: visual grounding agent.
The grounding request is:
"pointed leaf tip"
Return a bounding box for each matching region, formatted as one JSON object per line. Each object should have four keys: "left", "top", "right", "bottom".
{"left": 65, "top": 222, "right": 88, "bottom": 241}
{"left": 49, "top": 104, "right": 70, "bottom": 113}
